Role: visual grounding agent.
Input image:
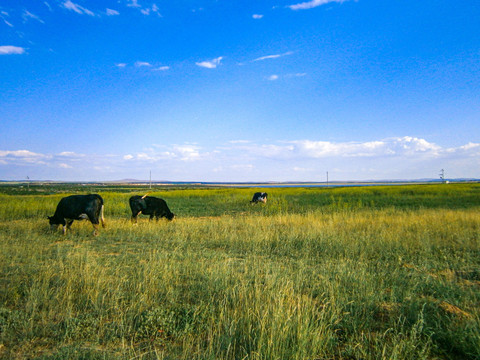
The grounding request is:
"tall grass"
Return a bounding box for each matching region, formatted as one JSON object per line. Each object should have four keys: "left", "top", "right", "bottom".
{"left": 0, "top": 184, "right": 479, "bottom": 359}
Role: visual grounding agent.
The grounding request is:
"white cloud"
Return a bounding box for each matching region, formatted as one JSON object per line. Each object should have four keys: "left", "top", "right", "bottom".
{"left": 106, "top": 8, "right": 120, "bottom": 16}
{"left": 229, "top": 140, "right": 252, "bottom": 144}
{"left": 153, "top": 66, "right": 169, "bottom": 71}
{"left": 0, "top": 150, "right": 45, "bottom": 159}
{"left": 135, "top": 61, "right": 152, "bottom": 67}
{"left": 265, "top": 73, "right": 306, "bottom": 81}
{"left": 140, "top": 4, "right": 161, "bottom": 16}
{"left": 288, "top": 0, "right": 345, "bottom": 11}
{"left": 172, "top": 145, "right": 203, "bottom": 161}
{"left": 230, "top": 164, "right": 254, "bottom": 171}
{"left": 253, "top": 51, "right": 293, "bottom": 62}
{"left": 196, "top": 56, "right": 223, "bottom": 69}
{"left": 0, "top": 46, "right": 25, "bottom": 55}
{"left": 0, "top": 150, "right": 49, "bottom": 167}
{"left": 116, "top": 63, "right": 127, "bottom": 68}
{"left": 1, "top": 138, "right": 479, "bottom": 181}
{"left": 287, "top": 137, "right": 441, "bottom": 158}
{"left": 286, "top": 72, "right": 307, "bottom": 78}
{"left": 62, "top": 1, "right": 95, "bottom": 16}
{"left": 252, "top": 14, "right": 264, "bottom": 19}
{"left": 127, "top": 0, "right": 141, "bottom": 8}
{"left": 459, "top": 143, "right": 480, "bottom": 152}
{"left": 58, "top": 151, "right": 77, "bottom": 156}
{"left": 221, "top": 137, "right": 444, "bottom": 161}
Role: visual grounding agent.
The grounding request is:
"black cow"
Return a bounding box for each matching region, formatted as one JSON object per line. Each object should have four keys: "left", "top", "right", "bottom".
{"left": 250, "top": 192, "right": 268, "bottom": 204}
{"left": 129, "top": 195, "right": 175, "bottom": 223}
{"left": 48, "top": 194, "right": 105, "bottom": 236}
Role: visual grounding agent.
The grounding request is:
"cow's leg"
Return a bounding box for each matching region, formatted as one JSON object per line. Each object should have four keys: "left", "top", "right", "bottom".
{"left": 131, "top": 210, "right": 141, "bottom": 224}
{"left": 149, "top": 214, "right": 154, "bottom": 221}
{"left": 87, "top": 213, "right": 101, "bottom": 236}
{"left": 92, "top": 223, "right": 99, "bottom": 236}
{"left": 66, "top": 220, "right": 74, "bottom": 230}
{"left": 62, "top": 221, "right": 69, "bottom": 235}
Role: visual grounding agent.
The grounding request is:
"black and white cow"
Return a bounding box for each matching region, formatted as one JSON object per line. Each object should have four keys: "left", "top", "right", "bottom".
{"left": 48, "top": 194, "right": 105, "bottom": 235}
{"left": 129, "top": 195, "right": 175, "bottom": 223}
{"left": 250, "top": 192, "right": 268, "bottom": 204}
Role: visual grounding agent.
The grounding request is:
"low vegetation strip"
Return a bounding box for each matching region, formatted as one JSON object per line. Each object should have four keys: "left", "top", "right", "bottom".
{"left": 0, "top": 184, "right": 479, "bottom": 359}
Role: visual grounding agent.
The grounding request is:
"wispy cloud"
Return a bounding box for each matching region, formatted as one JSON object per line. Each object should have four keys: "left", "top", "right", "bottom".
{"left": 196, "top": 56, "right": 223, "bottom": 69}
{"left": 106, "top": 8, "right": 120, "bottom": 16}
{"left": 115, "top": 62, "right": 169, "bottom": 71}
{"left": 1, "top": 11, "right": 13, "bottom": 27}
{"left": 253, "top": 51, "right": 293, "bottom": 62}
{"left": 0, "top": 46, "right": 25, "bottom": 55}
{"left": 153, "top": 66, "right": 170, "bottom": 71}
{"left": 22, "top": 10, "right": 44, "bottom": 24}
{"left": 252, "top": 14, "right": 264, "bottom": 19}
{"left": 2, "top": 18, "right": 13, "bottom": 27}
{"left": 288, "top": 0, "right": 346, "bottom": 11}
{"left": 141, "top": 4, "right": 162, "bottom": 16}
{"left": 266, "top": 73, "right": 306, "bottom": 81}
{"left": 62, "top": 1, "right": 95, "bottom": 16}
{"left": 286, "top": 73, "right": 307, "bottom": 78}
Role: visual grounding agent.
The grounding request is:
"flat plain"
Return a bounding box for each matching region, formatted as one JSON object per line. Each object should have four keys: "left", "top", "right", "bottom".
{"left": 0, "top": 183, "right": 479, "bottom": 359}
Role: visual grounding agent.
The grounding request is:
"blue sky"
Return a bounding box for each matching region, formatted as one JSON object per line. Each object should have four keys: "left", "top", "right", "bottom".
{"left": 1, "top": 0, "right": 479, "bottom": 182}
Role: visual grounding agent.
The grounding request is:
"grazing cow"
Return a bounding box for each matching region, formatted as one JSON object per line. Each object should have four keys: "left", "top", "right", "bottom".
{"left": 48, "top": 194, "right": 105, "bottom": 236}
{"left": 250, "top": 192, "right": 268, "bottom": 204}
{"left": 129, "top": 195, "right": 175, "bottom": 223}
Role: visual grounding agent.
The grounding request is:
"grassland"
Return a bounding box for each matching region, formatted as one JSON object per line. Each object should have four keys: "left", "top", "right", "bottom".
{"left": 0, "top": 183, "right": 479, "bottom": 359}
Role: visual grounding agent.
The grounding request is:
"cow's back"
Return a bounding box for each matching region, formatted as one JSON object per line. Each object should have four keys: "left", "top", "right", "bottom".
{"left": 56, "top": 194, "right": 103, "bottom": 217}
{"left": 145, "top": 196, "right": 167, "bottom": 208}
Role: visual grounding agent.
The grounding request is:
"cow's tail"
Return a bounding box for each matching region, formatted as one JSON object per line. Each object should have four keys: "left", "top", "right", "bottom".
{"left": 100, "top": 203, "right": 106, "bottom": 228}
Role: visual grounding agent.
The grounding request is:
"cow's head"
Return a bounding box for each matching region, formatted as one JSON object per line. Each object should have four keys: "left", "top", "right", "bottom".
{"left": 47, "top": 216, "right": 59, "bottom": 230}
{"left": 167, "top": 212, "right": 175, "bottom": 221}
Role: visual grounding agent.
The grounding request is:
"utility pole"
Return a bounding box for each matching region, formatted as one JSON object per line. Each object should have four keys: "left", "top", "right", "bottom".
{"left": 149, "top": 170, "right": 152, "bottom": 189}
{"left": 439, "top": 169, "right": 445, "bottom": 183}
{"left": 326, "top": 171, "right": 329, "bottom": 187}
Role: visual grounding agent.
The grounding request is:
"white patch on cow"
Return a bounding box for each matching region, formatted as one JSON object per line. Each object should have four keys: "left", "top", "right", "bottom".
{"left": 78, "top": 214, "right": 89, "bottom": 220}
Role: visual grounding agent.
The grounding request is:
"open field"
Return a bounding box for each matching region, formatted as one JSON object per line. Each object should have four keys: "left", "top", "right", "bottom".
{"left": 0, "top": 184, "right": 479, "bottom": 359}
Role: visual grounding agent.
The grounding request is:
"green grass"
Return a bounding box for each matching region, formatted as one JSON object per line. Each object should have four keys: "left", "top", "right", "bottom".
{"left": 0, "top": 184, "right": 479, "bottom": 359}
